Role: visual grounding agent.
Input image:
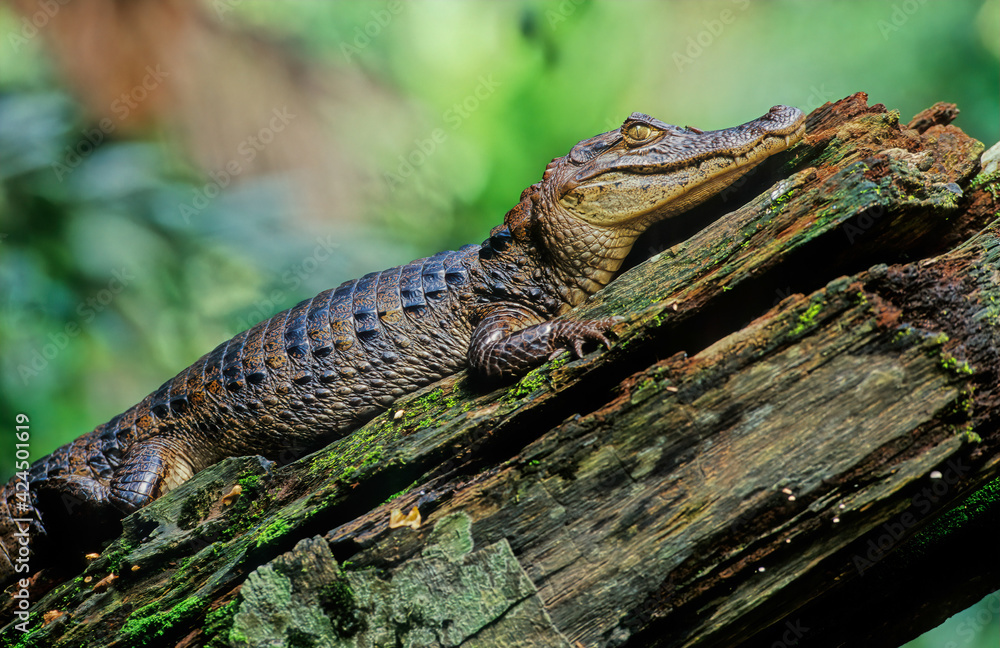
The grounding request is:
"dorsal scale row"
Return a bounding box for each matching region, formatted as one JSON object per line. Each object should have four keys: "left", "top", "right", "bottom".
{"left": 79, "top": 246, "right": 482, "bottom": 482}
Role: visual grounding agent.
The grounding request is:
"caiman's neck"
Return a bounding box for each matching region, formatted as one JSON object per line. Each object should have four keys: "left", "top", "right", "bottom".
{"left": 503, "top": 184, "right": 641, "bottom": 311}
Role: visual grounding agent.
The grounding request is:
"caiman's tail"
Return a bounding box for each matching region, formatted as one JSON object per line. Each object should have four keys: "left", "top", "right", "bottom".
{"left": 1, "top": 433, "right": 122, "bottom": 592}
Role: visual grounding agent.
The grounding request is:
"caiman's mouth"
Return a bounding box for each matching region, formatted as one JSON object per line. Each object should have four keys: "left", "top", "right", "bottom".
{"left": 612, "top": 127, "right": 806, "bottom": 177}
{"left": 587, "top": 128, "right": 803, "bottom": 181}
{"left": 576, "top": 125, "right": 806, "bottom": 197}
{"left": 566, "top": 114, "right": 807, "bottom": 193}
{"left": 555, "top": 106, "right": 806, "bottom": 223}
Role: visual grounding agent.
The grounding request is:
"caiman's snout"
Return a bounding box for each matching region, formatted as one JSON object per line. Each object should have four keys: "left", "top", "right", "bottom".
{"left": 762, "top": 104, "right": 806, "bottom": 129}
{"left": 553, "top": 104, "right": 806, "bottom": 228}
{"left": 718, "top": 104, "right": 805, "bottom": 141}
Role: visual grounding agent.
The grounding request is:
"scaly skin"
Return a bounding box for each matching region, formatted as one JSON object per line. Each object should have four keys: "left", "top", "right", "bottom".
{"left": 0, "top": 105, "right": 806, "bottom": 587}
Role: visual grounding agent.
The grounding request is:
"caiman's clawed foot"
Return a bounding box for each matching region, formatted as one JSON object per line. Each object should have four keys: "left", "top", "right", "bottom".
{"left": 547, "top": 317, "right": 622, "bottom": 361}
{"left": 469, "top": 311, "right": 623, "bottom": 381}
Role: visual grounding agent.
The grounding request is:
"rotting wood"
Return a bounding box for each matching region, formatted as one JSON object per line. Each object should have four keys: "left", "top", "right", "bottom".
{"left": 2, "top": 93, "right": 998, "bottom": 648}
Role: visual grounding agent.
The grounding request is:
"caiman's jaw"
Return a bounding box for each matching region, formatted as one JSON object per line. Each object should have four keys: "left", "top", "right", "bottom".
{"left": 522, "top": 105, "right": 806, "bottom": 308}
{"left": 549, "top": 105, "right": 806, "bottom": 228}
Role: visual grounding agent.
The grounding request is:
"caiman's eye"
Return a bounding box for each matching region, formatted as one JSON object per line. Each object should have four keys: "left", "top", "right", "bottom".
{"left": 623, "top": 122, "right": 656, "bottom": 145}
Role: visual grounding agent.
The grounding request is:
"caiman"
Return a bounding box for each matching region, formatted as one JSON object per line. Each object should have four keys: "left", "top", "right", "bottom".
{"left": 0, "top": 105, "right": 806, "bottom": 589}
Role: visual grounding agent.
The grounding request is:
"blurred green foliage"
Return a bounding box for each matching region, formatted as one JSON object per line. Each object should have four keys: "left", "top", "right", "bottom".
{"left": 0, "top": 1, "right": 996, "bottom": 644}
{"left": 903, "top": 590, "right": 999, "bottom": 648}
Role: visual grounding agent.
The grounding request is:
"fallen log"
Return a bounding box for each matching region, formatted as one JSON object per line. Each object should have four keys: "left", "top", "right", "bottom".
{"left": 2, "top": 93, "right": 998, "bottom": 648}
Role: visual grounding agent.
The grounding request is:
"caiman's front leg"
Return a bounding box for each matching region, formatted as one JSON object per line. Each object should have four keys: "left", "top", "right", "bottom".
{"left": 468, "top": 305, "right": 617, "bottom": 380}
{"left": 109, "top": 437, "right": 193, "bottom": 513}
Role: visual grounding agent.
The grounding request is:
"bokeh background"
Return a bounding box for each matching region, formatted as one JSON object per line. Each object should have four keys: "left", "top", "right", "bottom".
{"left": 0, "top": 1, "right": 996, "bottom": 644}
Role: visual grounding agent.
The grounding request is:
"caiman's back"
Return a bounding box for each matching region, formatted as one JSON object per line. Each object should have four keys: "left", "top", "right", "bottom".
{"left": 27, "top": 246, "right": 484, "bottom": 510}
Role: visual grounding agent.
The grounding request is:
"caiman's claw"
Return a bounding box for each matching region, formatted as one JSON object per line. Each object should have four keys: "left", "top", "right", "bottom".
{"left": 555, "top": 317, "right": 622, "bottom": 360}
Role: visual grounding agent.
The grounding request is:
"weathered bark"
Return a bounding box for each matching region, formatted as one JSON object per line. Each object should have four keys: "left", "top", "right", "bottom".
{"left": 2, "top": 93, "right": 999, "bottom": 648}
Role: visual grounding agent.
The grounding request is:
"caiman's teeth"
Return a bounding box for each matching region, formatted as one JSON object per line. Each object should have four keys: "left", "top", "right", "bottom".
{"left": 734, "top": 155, "right": 746, "bottom": 165}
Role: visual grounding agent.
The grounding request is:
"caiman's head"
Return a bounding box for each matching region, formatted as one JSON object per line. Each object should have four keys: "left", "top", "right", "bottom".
{"left": 514, "top": 105, "right": 806, "bottom": 305}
